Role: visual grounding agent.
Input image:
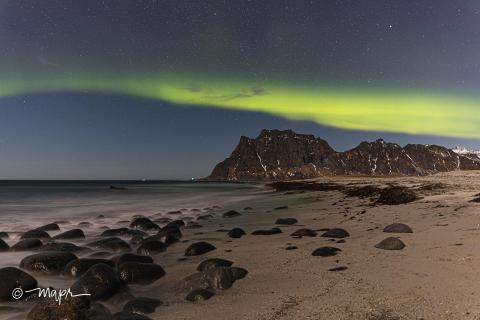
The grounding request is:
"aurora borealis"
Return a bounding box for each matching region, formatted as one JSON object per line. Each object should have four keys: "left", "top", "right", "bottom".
{"left": 2, "top": 71, "right": 480, "bottom": 139}
{"left": 2, "top": 0, "right": 480, "bottom": 179}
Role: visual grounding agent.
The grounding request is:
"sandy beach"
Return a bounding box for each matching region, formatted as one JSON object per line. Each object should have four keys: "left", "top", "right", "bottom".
{"left": 148, "top": 171, "right": 480, "bottom": 320}
{"left": 2, "top": 171, "right": 480, "bottom": 319}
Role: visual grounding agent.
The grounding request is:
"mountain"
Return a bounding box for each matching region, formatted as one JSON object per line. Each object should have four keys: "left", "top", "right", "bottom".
{"left": 207, "top": 129, "right": 480, "bottom": 181}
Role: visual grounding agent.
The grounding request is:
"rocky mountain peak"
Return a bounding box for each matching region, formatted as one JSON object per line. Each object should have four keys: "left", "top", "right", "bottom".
{"left": 206, "top": 129, "right": 480, "bottom": 181}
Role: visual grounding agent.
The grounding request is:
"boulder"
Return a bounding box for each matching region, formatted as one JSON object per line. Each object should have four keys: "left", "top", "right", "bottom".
{"left": 290, "top": 228, "right": 317, "bottom": 237}
{"left": 64, "top": 258, "right": 115, "bottom": 278}
{"left": 26, "top": 296, "right": 89, "bottom": 320}
{"left": 275, "top": 218, "right": 298, "bottom": 225}
{"left": 129, "top": 218, "right": 160, "bottom": 231}
{"left": 311, "top": 247, "right": 342, "bottom": 257}
{"left": 228, "top": 228, "right": 246, "bottom": 238}
{"left": 136, "top": 240, "right": 167, "bottom": 256}
{"left": 251, "top": 228, "right": 282, "bottom": 235}
{"left": 197, "top": 258, "right": 233, "bottom": 272}
{"left": 0, "top": 267, "right": 37, "bottom": 301}
{"left": 10, "top": 238, "right": 43, "bottom": 251}
{"left": 383, "top": 223, "right": 413, "bottom": 233}
{"left": 321, "top": 228, "right": 350, "bottom": 238}
{"left": 20, "top": 252, "right": 78, "bottom": 274}
{"left": 37, "top": 223, "right": 60, "bottom": 231}
{"left": 185, "top": 242, "right": 216, "bottom": 256}
{"left": 52, "top": 229, "right": 85, "bottom": 240}
{"left": 87, "top": 237, "right": 131, "bottom": 252}
{"left": 21, "top": 229, "right": 50, "bottom": 239}
{"left": 123, "top": 297, "right": 162, "bottom": 314}
{"left": 117, "top": 262, "right": 165, "bottom": 285}
{"left": 186, "top": 289, "right": 214, "bottom": 302}
{"left": 0, "top": 238, "right": 9, "bottom": 251}
{"left": 113, "top": 253, "right": 153, "bottom": 267}
{"left": 375, "top": 237, "right": 406, "bottom": 250}
{"left": 222, "top": 210, "right": 241, "bottom": 218}
{"left": 71, "top": 263, "right": 122, "bottom": 300}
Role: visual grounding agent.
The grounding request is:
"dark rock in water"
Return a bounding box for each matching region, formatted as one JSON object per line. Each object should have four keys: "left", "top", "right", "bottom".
{"left": 186, "top": 289, "right": 214, "bottom": 302}
{"left": 311, "top": 247, "right": 342, "bottom": 257}
{"left": 100, "top": 228, "right": 128, "bottom": 237}
{"left": 111, "top": 312, "right": 153, "bottom": 320}
{"left": 129, "top": 235, "right": 145, "bottom": 247}
{"left": 71, "top": 263, "right": 122, "bottom": 300}
{"left": 164, "top": 220, "right": 185, "bottom": 229}
{"left": 197, "top": 214, "right": 213, "bottom": 220}
{"left": 123, "top": 297, "right": 162, "bottom": 314}
{"left": 89, "top": 252, "right": 111, "bottom": 258}
{"left": 37, "top": 223, "right": 60, "bottom": 231}
{"left": 64, "top": 258, "right": 115, "bottom": 278}
{"left": 11, "top": 238, "right": 43, "bottom": 251}
{"left": 0, "top": 238, "right": 9, "bottom": 251}
{"left": 197, "top": 258, "right": 233, "bottom": 272}
{"left": 376, "top": 186, "right": 420, "bottom": 205}
{"left": 290, "top": 228, "right": 317, "bottom": 237}
{"left": 228, "top": 228, "right": 246, "bottom": 238}
{"left": 275, "top": 218, "right": 298, "bottom": 225}
{"left": 229, "top": 267, "right": 248, "bottom": 280}
{"left": 87, "top": 237, "right": 131, "bottom": 252}
{"left": 286, "top": 246, "right": 298, "bottom": 250}
{"left": 375, "top": 237, "right": 406, "bottom": 250}
{"left": 117, "top": 262, "right": 165, "bottom": 285}
{"left": 85, "top": 302, "right": 111, "bottom": 320}
{"left": 26, "top": 296, "right": 89, "bottom": 320}
{"left": 251, "top": 227, "right": 282, "bottom": 235}
{"left": 244, "top": 207, "right": 253, "bottom": 210}
{"left": 141, "top": 229, "right": 180, "bottom": 246}
{"left": 0, "top": 232, "right": 8, "bottom": 238}
{"left": 78, "top": 222, "right": 92, "bottom": 227}
{"left": 321, "top": 228, "right": 350, "bottom": 238}
{"left": 129, "top": 217, "right": 160, "bottom": 231}
{"left": 0, "top": 267, "right": 37, "bottom": 301}
{"left": 52, "top": 229, "right": 85, "bottom": 240}
{"left": 383, "top": 223, "right": 413, "bottom": 233}
{"left": 114, "top": 253, "right": 153, "bottom": 267}
{"left": 137, "top": 240, "right": 167, "bottom": 255}
{"left": 20, "top": 251, "right": 78, "bottom": 274}
{"left": 21, "top": 229, "right": 50, "bottom": 239}
{"left": 274, "top": 206, "right": 289, "bottom": 210}
{"left": 222, "top": 210, "right": 241, "bottom": 218}
{"left": 97, "top": 215, "right": 105, "bottom": 219}
{"left": 328, "top": 266, "right": 348, "bottom": 272}
{"left": 185, "top": 241, "right": 216, "bottom": 256}
{"left": 36, "top": 242, "right": 87, "bottom": 252}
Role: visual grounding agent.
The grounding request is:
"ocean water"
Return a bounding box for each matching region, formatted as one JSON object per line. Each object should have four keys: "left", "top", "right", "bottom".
{"left": 0, "top": 181, "right": 265, "bottom": 319}
{"left": 0, "top": 180, "right": 262, "bottom": 236}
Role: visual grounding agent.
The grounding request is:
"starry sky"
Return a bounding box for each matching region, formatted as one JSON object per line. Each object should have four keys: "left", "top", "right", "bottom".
{"left": 1, "top": 0, "right": 480, "bottom": 179}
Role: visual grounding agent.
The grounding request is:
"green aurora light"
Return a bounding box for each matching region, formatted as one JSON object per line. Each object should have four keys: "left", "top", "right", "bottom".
{"left": 1, "top": 72, "right": 480, "bottom": 139}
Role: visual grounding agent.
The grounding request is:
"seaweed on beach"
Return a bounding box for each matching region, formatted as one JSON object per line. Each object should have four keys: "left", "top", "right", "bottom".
{"left": 375, "top": 186, "right": 421, "bottom": 205}
{"left": 343, "top": 185, "right": 382, "bottom": 198}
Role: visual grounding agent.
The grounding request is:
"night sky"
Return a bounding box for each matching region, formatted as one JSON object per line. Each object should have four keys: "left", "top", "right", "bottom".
{"left": 1, "top": 0, "right": 480, "bottom": 179}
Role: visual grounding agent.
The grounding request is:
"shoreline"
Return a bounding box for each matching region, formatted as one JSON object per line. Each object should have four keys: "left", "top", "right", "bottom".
{"left": 1, "top": 171, "right": 480, "bottom": 319}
